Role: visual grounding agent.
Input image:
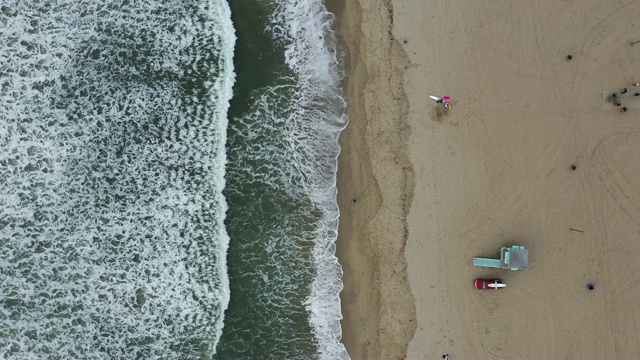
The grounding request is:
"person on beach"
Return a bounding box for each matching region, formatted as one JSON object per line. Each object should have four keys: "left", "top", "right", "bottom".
{"left": 622, "top": 88, "right": 628, "bottom": 94}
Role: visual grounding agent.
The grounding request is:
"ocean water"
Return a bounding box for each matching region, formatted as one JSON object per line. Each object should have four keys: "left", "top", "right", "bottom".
{"left": 0, "top": 0, "right": 347, "bottom": 358}
{"left": 217, "top": 0, "right": 348, "bottom": 358}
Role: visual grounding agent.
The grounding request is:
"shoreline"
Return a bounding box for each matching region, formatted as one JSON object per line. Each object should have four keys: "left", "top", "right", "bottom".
{"left": 329, "top": 0, "right": 416, "bottom": 358}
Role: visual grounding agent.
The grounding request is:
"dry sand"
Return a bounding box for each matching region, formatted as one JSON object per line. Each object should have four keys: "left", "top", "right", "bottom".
{"left": 335, "top": 0, "right": 640, "bottom": 359}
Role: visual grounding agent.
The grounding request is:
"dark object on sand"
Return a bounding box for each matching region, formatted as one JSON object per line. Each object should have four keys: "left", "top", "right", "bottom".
{"left": 571, "top": 165, "right": 577, "bottom": 171}
{"left": 621, "top": 107, "right": 628, "bottom": 112}
{"left": 634, "top": 93, "right": 640, "bottom": 97}
{"left": 566, "top": 55, "right": 573, "bottom": 61}
{"left": 622, "top": 88, "right": 628, "bottom": 94}
{"left": 587, "top": 284, "right": 595, "bottom": 291}
{"left": 614, "top": 102, "right": 622, "bottom": 107}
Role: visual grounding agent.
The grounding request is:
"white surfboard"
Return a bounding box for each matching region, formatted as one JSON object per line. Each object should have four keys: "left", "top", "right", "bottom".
{"left": 429, "top": 95, "right": 442, "bottom": 102}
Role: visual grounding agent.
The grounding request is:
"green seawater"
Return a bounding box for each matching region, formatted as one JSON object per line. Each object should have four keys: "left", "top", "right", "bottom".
{"left": 0, "top": 1, "right": 234, "bottom": 358}
{"left": 217, "top": 0, "right": 348, "bottom": 359}
{"left": 217, "top": 1, "right": 318, "bottom": 358}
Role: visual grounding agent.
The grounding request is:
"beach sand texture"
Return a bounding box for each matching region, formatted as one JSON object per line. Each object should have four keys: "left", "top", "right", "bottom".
{"left": 336, "top": 0, "right": 640, "bottom": 359}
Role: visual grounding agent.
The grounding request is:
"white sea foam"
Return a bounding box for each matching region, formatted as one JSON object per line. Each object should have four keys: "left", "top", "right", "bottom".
{"left": 269, "top": 1, "right": 349, "bottom": 358}
{"left": 0, "top": 0, "right": 234, "bottom": 358}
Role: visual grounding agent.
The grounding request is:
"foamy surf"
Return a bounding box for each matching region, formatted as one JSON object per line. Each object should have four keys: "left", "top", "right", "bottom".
{"left": 0, "top": 1, "right": 234, "bottom": 358}
{"left": 272, "top": 2, "right": 349, "bottom": 359}
{"left": 218, "top": 0, "right": 349, "bottom": 358}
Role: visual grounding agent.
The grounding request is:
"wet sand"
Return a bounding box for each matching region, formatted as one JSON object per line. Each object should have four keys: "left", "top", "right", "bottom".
{"left": 332, "top": 0, "right": 415, "bottom": 358}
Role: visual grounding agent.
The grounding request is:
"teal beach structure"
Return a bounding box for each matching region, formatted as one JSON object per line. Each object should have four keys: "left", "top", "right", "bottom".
{"left": 473, "top": 245, "right": 529, "bottom": 270}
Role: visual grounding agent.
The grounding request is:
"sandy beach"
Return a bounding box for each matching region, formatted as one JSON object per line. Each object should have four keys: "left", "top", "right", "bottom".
{"left": 335, "top": 0, "right": 640, "bottom": 359}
